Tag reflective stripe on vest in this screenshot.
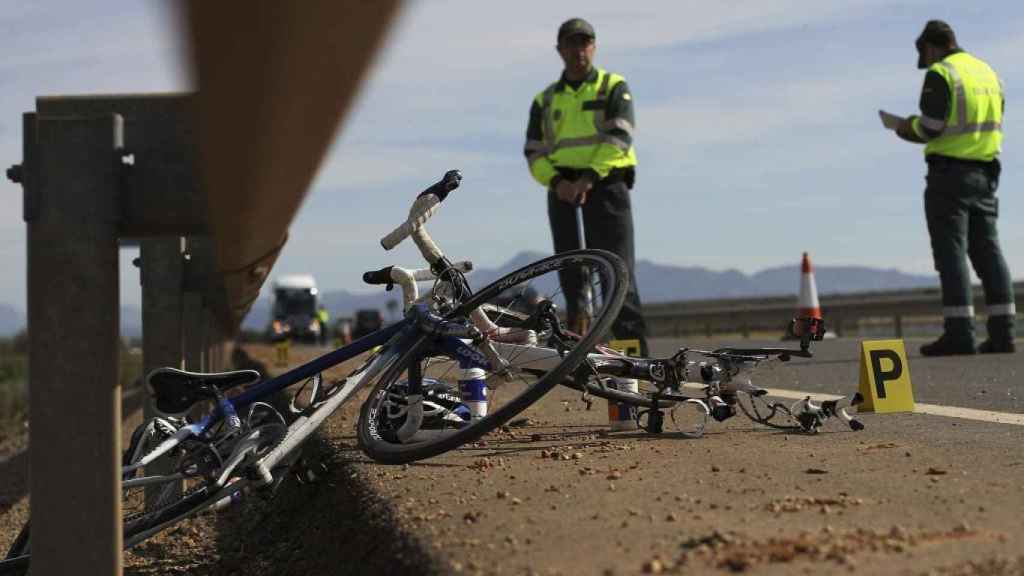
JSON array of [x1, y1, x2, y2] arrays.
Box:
[[538, 70, 634, 156], [934, 60, 1002, 135], [924, 53, 1003, 160]]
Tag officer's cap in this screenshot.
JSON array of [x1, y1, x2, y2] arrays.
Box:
[[916, 20, 957, 48], [558, 18, 595, 43], [915, 20, 958, 69]]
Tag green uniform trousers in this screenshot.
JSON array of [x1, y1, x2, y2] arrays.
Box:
[[924, 156, 1015, 342]]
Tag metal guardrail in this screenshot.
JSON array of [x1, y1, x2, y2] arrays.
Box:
[[11, 2, 403, 573], [644, 281, 1024, 338]]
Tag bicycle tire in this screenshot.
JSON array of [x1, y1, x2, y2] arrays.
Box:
[[122, 416, 287, 545], [357, 249, 628, 464]]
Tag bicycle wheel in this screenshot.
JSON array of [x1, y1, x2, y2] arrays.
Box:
[[121, 405, 286, 546], [357, 249, 628, 464], [2, 408, 286, 571], [1, 418, 212, 572]]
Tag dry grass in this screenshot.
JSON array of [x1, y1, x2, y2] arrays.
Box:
[[0, 348, 143, 428], [0, 354, 27, 423]]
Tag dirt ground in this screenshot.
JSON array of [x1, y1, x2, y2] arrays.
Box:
[[2, 342, 1023, 575]]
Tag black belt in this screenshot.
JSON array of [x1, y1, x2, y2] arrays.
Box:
[[555, 166, 634, 185], [926, 154, 997, 170]]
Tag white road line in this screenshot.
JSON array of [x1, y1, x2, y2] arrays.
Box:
[[748, 385, 1024, 427]]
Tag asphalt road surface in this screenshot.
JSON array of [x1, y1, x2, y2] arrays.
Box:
[[648, 336, 1024, 415]]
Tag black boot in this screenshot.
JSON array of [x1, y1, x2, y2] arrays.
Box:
[[978, 339, 1016, 353], [920, 318, 976, 357], [979, 314, 1016, 354]]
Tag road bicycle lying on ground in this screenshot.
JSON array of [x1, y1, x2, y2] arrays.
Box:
[[1, 170, 628, 574], [371, 282, 866, 447], [560, 316, 866, 437], [355, 230, 866, 462]]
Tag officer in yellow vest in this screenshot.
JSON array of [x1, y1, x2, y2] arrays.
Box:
[[316, 306, 330, 346], [892, 20, 1015, 355], [523, 18, 648, 356]]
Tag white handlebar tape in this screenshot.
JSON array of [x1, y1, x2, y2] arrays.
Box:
[[409, 260, 472, 281], [390, 261, 474, 311], [380, 194, 441, 250], [412, 227, 442, 264], [388, 267, 420, 310]]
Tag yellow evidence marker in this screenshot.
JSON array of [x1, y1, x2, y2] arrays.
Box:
[[857, 339, 914, 413], [607, 339, 642, 357]]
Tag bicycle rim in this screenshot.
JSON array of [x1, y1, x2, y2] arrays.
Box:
[[120, 418, 224, 540], [357, 249, 628, 464]]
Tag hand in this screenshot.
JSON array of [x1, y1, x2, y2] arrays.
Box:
[[574, 179, 593, 206], [895, 115, 925, 144], [556, 179, 593, 205], [555, 178, 579, 204]]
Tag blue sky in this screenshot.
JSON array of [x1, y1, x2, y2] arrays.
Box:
[[1, 1, 1022, 311]]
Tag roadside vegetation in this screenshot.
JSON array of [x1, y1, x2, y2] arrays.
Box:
[[0, 332, 28, 424], [0, 331, 145, 426]]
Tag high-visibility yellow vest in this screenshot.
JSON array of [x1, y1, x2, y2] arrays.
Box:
[[913, 52, 1003, 161], [526, 68, 637, 187]]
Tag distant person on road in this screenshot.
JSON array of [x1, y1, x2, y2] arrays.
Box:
[[523, 17, 649, 356], [888, 20, 1015, 355], [317, 306, 330, 346]]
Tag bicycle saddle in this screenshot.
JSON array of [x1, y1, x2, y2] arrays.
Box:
[[147, 367, 261, 415]]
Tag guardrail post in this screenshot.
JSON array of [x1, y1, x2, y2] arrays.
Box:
[[208, 321, 227, 372], [894, 315, 904, 338], [183, 235, 223, 371], [140, 235, 187, 503], [27, 113, 123, 575], [141, 236, 186, 376], [183, 290, 205, 371]]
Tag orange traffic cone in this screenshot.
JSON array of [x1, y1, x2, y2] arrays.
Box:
[[798, 252, 822, 319]]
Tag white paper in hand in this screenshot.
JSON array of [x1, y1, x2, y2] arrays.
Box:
[[879, 110, 904, 131]]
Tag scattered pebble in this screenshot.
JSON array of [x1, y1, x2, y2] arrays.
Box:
[[641, 558, 664, 574]]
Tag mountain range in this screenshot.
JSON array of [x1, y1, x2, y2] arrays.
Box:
[[240, 251, 937, 332], [0, 252, 937, 337]]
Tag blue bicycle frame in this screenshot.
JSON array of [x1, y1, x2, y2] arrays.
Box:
[[115, 303, 493, 550], [128, 302, 484, 475], [246, 302, 491, 480]]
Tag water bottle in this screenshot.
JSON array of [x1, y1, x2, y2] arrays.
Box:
[[607, 378, 639, 431], [459, 366, 488, 419]]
